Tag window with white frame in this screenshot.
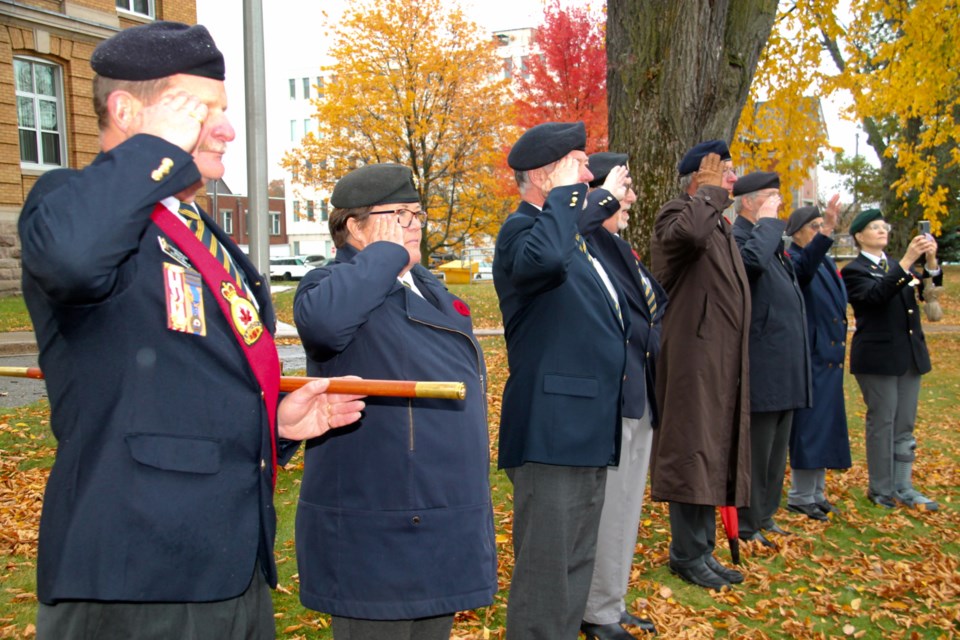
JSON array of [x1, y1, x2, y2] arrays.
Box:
[[221, 210, 233, 234], [289, 78, 296, 99], [115, 0, 154, 18], [270, 211, 281, 235], [302, 77, 310, 99], [15, 57, 66, 169], [320, 199, 329, 222]]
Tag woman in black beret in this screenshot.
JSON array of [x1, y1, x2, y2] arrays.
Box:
[[292, 164, 497, 639]]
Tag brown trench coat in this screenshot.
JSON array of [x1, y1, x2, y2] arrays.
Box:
[[648, 186, 752, 507]]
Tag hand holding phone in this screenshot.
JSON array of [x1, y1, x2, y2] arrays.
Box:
[[918, 220, 931, 236]]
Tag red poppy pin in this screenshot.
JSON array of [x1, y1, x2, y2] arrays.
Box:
[[453, 300, 470, 316]]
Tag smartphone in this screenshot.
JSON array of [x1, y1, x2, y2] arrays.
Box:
[[918, 220, 931, 236]]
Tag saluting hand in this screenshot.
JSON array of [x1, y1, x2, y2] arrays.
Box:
[[822, 194, 841, 235], [544, 155, 583, 192], [696, 153, 724, 188], [601, 165, 630, 202], [277, 378, 366, 441], [131, 90, 207, 154], [366, 211, 405, 249], [757, 193, 782, 220]]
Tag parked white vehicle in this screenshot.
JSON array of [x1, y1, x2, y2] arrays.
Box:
[[269, 256, 314, 280]]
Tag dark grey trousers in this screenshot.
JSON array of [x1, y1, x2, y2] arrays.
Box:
[[668, 501, 717, 567], [855, 369, 922, 498], [738, 409, 793, 536], [505, 462, 607, 640], [36, 563, 273, 640], [331, 614, 455, 640]]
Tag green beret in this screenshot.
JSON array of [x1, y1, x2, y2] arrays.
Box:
[[587, 152, 629, 188], [507, 122, 586, 171], [785, 206, 821, 235], [330, 164, 419, 209], [733, 171, 780, 196], [92, 22, 225, 81], [849, 208, 883, 235], [678, 140, 731, 176]]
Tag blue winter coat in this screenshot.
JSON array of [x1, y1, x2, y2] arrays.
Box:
[[786, 236, 852, 470], [293, 242, 497, 620]]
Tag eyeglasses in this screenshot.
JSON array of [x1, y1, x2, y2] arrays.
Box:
[[369, 207, 427, 229], [808, 221, 823, 231], [864, 222, 892, 232]]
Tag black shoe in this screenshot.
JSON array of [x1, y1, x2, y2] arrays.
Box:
[[739, 531, 778, 550], [787, 502, 829, 521], [705, 555, 744, 584], [815, 499, 840, 514], [620, 609, 657, 633], [765, 523, 792, 536], [868, 492, 896, 509], [669, 560, 729, 590], [580, 621, 635, 640]]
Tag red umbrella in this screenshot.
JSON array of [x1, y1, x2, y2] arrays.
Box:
[[718, 505, 740, 565]]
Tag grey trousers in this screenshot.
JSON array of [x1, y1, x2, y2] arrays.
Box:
[[36, 563, 274, 640], [331, 614, 454, 640], [668, 502, 716, 567], [788, 467, 826, 505], [583, 412, 653, 625], [738, 410, 793, 536], [505, 462, 607, 640], [855, 369, 922, 498]]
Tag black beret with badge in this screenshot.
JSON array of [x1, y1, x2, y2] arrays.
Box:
[[587, 152, 629, 188], [848, 208, 884, 235], [677, 139, 731, 176], [732, 171, 780, 197], [507, 121, 587, 171], [330, 164, 420, 209], [785, 205, 822, 236], [91, 21, 225, 81]]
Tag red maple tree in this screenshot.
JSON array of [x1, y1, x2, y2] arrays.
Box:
[[513, 0, 608, 153]]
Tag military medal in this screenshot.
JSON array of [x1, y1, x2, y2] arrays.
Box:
[[158, 236, 194, 270], [163, 262, 207, 336], [220, 281, 263, 345]]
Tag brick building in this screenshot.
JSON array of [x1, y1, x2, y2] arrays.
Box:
[[0, 0, 197, 296]]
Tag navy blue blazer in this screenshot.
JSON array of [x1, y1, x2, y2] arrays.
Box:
[[494, 184, 629, 469], [733, 215, 812, 412], [293, 242, 497, 620], [19, 135, 283, 604], [582, 190, 667, 424], [841, 254, 940, 376]]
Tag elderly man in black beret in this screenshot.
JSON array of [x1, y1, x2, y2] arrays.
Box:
[[841, 210, 942, 511], [494, 122, 629, 638], [576, 152, 664, 639], [18, 22, 365, 639], [649, 140, 750, 590], [782, 199, 852, 521], [730, 172, 818, 548]]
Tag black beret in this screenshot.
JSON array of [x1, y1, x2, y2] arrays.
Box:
[[732, 171, 780, 196], [786, 206, 822, 236], [330, 164, 420, 209], [849, 208, 883, 235], [507, 122, 586, 171], [587, 152, 629, 188], [677, 139, 731, 176], [92, 22, 225, 81]]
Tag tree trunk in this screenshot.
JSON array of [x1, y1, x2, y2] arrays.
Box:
[[607, 0, 777, 257]]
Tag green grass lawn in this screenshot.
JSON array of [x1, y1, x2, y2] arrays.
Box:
[[1, 271, 959, 638]]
